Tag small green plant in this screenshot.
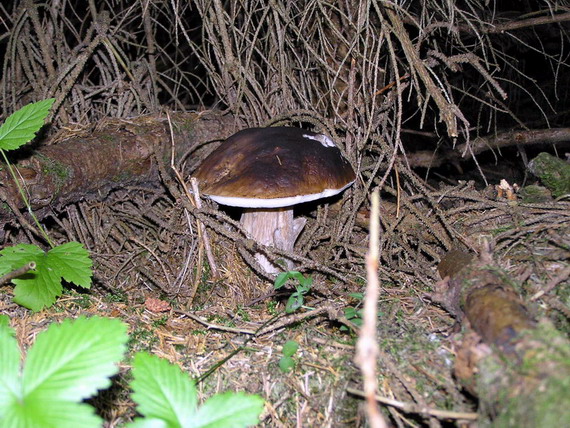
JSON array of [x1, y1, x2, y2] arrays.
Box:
[[0, 242, 92, 312], [342, 292, 364, 331], [266, 300, 278, 315], [0, 315, 129, 427], [129, 353, 264, 427], [274, 270, 313, 313], [0, 315, 265, 428], [0, 99, 93, 311], [278, 340, 299, 373]]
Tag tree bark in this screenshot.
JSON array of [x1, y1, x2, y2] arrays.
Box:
[[0, 111, 236, 222]]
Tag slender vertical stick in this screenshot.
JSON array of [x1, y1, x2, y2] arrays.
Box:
[[355, 189, 388, 428], [190, 177, 219, 278]]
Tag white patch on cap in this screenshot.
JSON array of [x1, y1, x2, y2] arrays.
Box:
[[302, 133, 335, 147], [206, 179, 355, 208]]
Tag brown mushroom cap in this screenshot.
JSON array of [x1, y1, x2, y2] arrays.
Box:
[[193, 127, 356, 208]]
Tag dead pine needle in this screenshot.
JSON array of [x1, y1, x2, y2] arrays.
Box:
[[355, 189, 388, 428]]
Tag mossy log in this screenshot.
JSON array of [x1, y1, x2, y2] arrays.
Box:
[[434, 248, 570, 427], [0, 111, 235, 223]]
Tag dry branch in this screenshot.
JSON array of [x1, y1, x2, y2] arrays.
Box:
[[406, 127, 570, 169], [355, 190, 388, 428]]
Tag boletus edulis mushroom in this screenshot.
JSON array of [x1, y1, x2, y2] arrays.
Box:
[[193, 127, 356, 274]]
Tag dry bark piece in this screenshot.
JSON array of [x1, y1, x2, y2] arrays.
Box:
[[193, 127, 356, 274], [145, 296, 171, 313]]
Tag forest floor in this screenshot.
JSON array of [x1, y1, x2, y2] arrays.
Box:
[[1, 170, 569, 427]]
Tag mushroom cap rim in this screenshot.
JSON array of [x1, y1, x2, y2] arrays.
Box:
[[206, 179, 355, 208]]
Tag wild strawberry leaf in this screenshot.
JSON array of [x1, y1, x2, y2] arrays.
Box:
[[0, 98, 55, 151], [0, 242, 92, 312]]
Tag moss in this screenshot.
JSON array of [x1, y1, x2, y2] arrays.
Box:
[[37, 154, 71, 180], [151, 315, 168, 327], [518, 185, 552, 203], [528, 152, 570, 198], [475, 321, 570, 427], [104, 289, 128, 303], [36, 153, 72, 193]]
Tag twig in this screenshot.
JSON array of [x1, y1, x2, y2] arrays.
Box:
[[189, 178, 218, 277], [174, 302, 341, 336], [355, 189, 388, 428], [164, 113, 218, 287], [385, 7, 460, 138], [531, 264, 570, 301], [0, 262, 36, 285], [346, 387, 478, 422]]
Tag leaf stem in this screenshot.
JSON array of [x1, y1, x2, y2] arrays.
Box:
[[0, 149, 55, 248]]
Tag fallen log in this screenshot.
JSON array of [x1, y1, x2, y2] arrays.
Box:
[[433, 246, 570, 427], [0, 111, 235, 223]]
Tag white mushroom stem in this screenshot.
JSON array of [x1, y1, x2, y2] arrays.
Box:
[[240, 207, 306, 274]]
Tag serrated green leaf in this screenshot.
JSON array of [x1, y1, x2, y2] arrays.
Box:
[[0, 314, 10, 331], [1, 399, 101, 428], [0, 99, 55, 151], [12, 260, 61, 312], [22, 316, 128, 401], [194, 392, 264, 428], [130, 352, 197, 427], [0, 320, 19, 418], [0, 244, 44, 274], [47, 241, 92, 288], [282, 340, 299, 357], [0, 242, 93, 311], [128, 418, 170, 428]]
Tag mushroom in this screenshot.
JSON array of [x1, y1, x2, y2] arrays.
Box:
[[193, 127, 356, 274]]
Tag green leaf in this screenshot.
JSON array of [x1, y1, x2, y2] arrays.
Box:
[[344, 307, 358, 319], [286, 292, 304, 313], [278, 356, 295, 373], [130, 352, 198, 427], [349, 292, 364, 300], [0, 320, 19, 417], [0, 242, 93, 311], [0, 99, 55, 151], [282, 340, 299, 357], [351, 318, 363, 327], [194, 392, 264, 428], [129, 353, 265, 428], [128, 418, 169, 428], [288, 271, 304, 283], [22, 316, 128, 401], [274, 272, 289, 289], [0, 316, 127, 428], [0, 314, 10, 331], [298, 276, 313, 290], [0, 244, 44, 275], [46, 241, 93, 288], [2, 400, 102, 428]]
